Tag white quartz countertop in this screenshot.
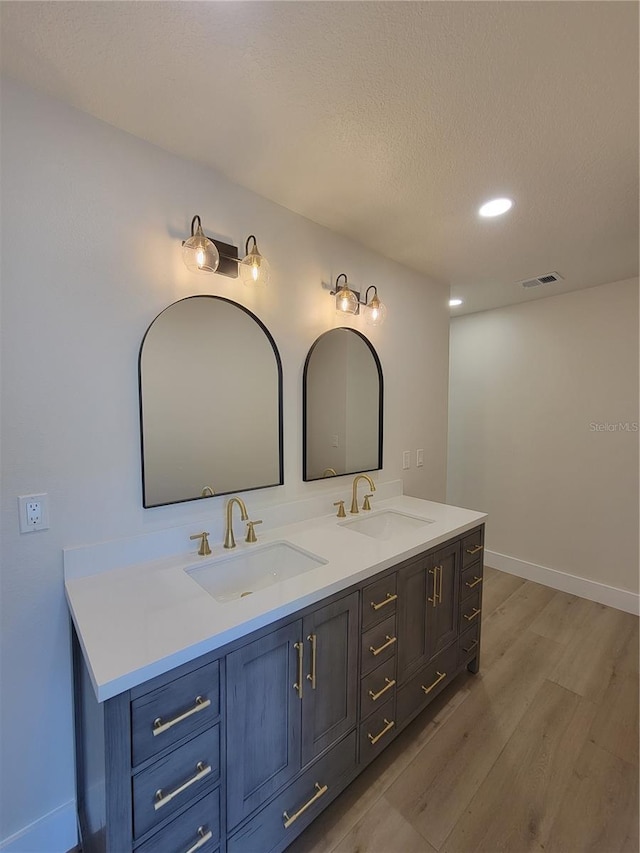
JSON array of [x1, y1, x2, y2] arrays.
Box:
[[65, 495, 486, 701]]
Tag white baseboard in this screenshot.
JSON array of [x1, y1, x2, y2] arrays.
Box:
[[485, 550, 639, 616], [0, 801, 76, 853]]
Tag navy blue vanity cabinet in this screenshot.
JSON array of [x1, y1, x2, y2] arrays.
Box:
[[73, 525, 484, 853], [73, 646, 224, 853], [459, 526, 485, 674], [395, 544, 460, 730], [226, 592, 359, 850]]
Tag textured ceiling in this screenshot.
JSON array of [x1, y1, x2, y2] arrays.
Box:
[[1, 1, 638, 313]]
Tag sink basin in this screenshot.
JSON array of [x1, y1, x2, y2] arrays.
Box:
[[186, 541, 327, 603], [340, 509, 434, 540]]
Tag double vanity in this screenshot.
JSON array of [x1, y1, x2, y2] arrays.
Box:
[[66, 490, 486, 853]]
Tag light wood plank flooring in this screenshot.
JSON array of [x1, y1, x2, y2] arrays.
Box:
[[290, 567, 639, 853]]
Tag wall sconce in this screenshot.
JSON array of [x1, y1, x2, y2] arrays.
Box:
[[182, 215, 270, 285], [329, 274, 387, 325]]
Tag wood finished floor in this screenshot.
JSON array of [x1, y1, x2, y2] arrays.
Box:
[[290, 567, 639, 853]]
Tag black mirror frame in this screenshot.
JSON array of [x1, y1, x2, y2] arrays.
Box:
[[139, 295, 284, 508], [302, 327, 384, 482]]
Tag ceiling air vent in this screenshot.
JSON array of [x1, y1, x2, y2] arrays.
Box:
[[519, 271, 563, 289]]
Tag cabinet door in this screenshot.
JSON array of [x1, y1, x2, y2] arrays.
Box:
[[301, 592, 359, 766], [397, 556, 429, 684], [226, 621, 302, 829], [427, 543, 460, 659]]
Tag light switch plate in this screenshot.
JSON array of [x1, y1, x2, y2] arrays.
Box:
[[18, 494, 50, 533], [416, 449, 424, 467], [402, 450, 411, 470]]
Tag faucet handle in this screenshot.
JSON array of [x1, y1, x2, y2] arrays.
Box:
[[363, 494, 373, 511], [190, 531, 211, 556], [333, 500, 346, 518], [245, 519, 263, 543]]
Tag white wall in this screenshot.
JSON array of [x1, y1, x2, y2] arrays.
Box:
[[0, 78, 450, 849], [448, 278, 639, 604]]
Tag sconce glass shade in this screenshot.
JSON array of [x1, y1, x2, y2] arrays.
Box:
[[364, 293, 387, 326], [335, 282, 359, 315], [182, 219, 219, 274], [240, 237, 270, 287]]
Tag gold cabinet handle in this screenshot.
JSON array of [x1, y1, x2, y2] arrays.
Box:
[[464, 607, 481, 622], [293, 641, 304, 699], [422, 671, 447, 695], [367, 718, 395, 746], [465, 576, 483, 589], [462, 639, 478, 653], [428, 566, 442, 606], [153, 696, 211, 736], [368, 677, 396, 702], [428, 567, 438, 607], [370, 592, 398, 611], [369, 635, 397, 656], [466, 544, 483, 555], [154, 762, 211, 811], [184, 826, 213, 853], [306, 634, 317, 689], [283, 782, 328, 829]]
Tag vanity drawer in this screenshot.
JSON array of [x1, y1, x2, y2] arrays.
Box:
[[361, 614, 397, 676], [133, 725, 220, 839], [132, 660, 219, 766], [461, 528, 484, 569], [360, 658, 397, 720], [362, 574, 398, 632], [458, 623, 480, 667], [460, 564, 483, 602], [227, 731, 357, 853], [396, 644, 457, 728], [460, 588, 482, 627], [359, 697, 396, 764], [135, 788, 220, 853]]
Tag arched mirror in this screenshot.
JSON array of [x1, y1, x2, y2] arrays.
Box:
[[139, 296, 283, 507], [303, 328, 383, 481]]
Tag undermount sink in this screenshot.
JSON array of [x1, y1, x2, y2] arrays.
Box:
[[340, 509, 434, 540], [186, 541, 327, 603]]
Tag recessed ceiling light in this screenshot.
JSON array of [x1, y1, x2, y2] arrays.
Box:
[[449, 298, 463, 307], [479, 197, 513, 218]]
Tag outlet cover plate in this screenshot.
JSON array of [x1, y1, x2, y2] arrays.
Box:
[[18, 494, 50, 533]]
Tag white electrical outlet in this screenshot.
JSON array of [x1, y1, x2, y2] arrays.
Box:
[[417, 449, 424, 467], [332, 434, 339, 448], [402, 450, 411, 470], [18, 493, 50, 533]]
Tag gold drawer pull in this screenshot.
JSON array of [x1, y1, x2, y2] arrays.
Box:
[[293, 641, 304, 699], [368, 718, 395, 746], [462, 639, 478, 653], [153, 696, 211, 736], [368, 677, 396, 702], [154, 761, 211, 811], [466, 544, 483, 555], [465, 576, 483, 589], [422, 671, 447, 695], [464, 607, 481, 622], [369, 635, 397, 656], [283, 782, 328, 828], [370, 593, 398, 611], [184, 826, 213, 853]]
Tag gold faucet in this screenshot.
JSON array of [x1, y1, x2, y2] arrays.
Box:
[[201, 486, 215, 497], [350, 474, 376, 514], [224, 497, 249, 549], [190, 531, 211, 556]]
